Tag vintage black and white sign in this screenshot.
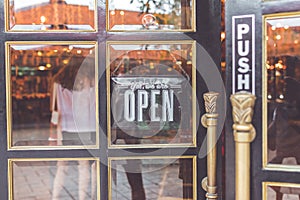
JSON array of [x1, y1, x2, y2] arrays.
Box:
[[232, 14, 255, 94], [111, 75, 192, 143]]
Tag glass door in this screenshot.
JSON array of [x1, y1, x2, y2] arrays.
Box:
[[0, 0, 222, 199], [225, 0, 300, 199]]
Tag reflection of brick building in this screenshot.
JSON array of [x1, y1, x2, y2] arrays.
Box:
[[12, 0, 94, 28], [109, 10, 145, 29], [11, 0, 193, 30], [109, 9, 189, 30]]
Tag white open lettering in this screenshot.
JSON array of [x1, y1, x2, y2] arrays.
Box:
[[150, 90, 160, 122], [124, 89, 174, 122], [137, 90, 148, 122], [162, 90, 174, 121], [124, 90, 135, 121]]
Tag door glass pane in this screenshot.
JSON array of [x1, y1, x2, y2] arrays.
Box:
[[107, 41, 196, 147], [7, 42, 98, 149], [8, 0, 96, 31], [264, 182, 300, 200], [109, 157, 195, 200], [9, 158, 99, 200], [107, 0, 195, 31], [265, 15, 300, 166]]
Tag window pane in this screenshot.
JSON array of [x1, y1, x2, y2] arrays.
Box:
[[265, 15, 300, 167], [265, 183, 300, 200], [10, 159, 99, 200], [8, 0, 96, 31], [107, 0, 195, 31], [7, 42, 97, 148], [109, 157, 195, 200], [107, 41, 196, 147]]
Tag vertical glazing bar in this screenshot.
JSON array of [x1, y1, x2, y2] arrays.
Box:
[[201, 92, 219, 199], [230, 92, 256, 200]]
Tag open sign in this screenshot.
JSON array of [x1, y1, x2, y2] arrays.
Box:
[[111, 76, 188, 130], [109, 72, 195, 146]]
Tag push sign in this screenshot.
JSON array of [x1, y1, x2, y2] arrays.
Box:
[[232, 15, 255, 94]]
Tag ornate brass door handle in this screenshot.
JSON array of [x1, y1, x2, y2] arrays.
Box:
[[201, 92, 219, 199], [230, 91, 256, 200]]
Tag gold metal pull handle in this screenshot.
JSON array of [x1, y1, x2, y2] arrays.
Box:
[[201, 92, 219, 200], [230, 92, 256, 200]]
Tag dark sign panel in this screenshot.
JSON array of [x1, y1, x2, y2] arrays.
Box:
[[232, 15, 255, 94], [107, 42, 195, 147], [111, 75, 192, 145]]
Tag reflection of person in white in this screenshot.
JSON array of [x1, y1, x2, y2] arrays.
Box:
[[51, 55, 96, 200]]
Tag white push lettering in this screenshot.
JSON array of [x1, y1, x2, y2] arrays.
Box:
[[236, 22, 251, 92], [238, 74, 250, 90], [238, 57, 250, 73], [237, 24, 250, 40], [237, 40, 250, 56]]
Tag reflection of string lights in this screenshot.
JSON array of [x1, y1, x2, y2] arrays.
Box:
[[221, 31, 226, 41], [37, 51, 43, 56], [176, 61, 182, 65], [275, 60, 286, 70], [40, 16, 46, 30], [275, 35, 281, 40], [120, 11, 125, 25], [40, 16, 46, 23], [267, 94, 272, 99], [38, 66, 46, 71], [63, 59, 69, 65], [279, 94, 284, 99]]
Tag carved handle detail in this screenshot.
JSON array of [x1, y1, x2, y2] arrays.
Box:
[[230, 92, 256, 124], [204, 92, 219, 114]]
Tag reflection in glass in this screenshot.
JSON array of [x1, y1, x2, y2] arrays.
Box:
[[10, 159, 98, 200], [266, 183, 300, 200], [8, 43, 97, 148], [108, 42, 195, 147], [108, 0, 194, 31], [8, 0, 95, 31], [265, 16, 300, 166], [110, 157, 195, 200]]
